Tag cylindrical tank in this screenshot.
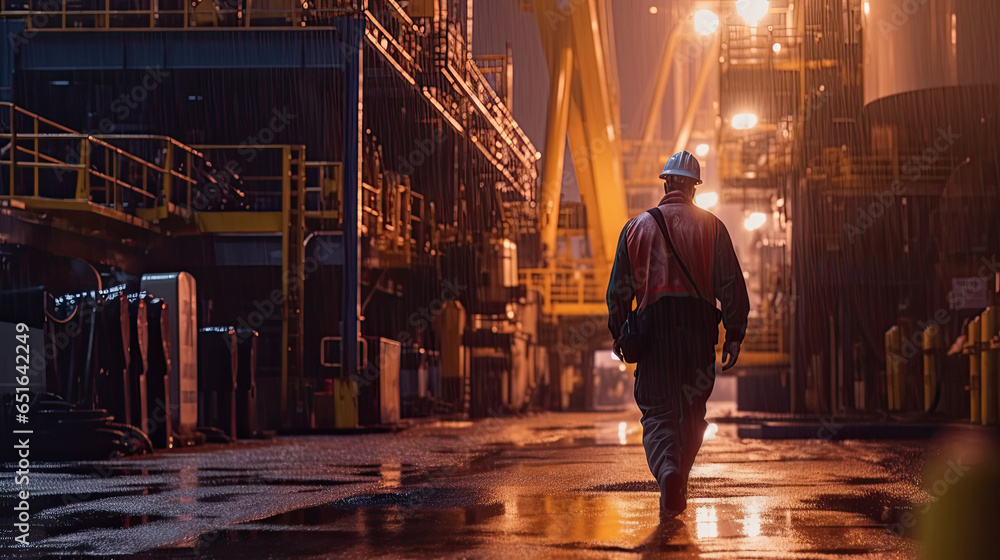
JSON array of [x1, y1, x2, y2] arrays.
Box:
[[863, 1, 1000, 159], [864, 1, 1000, 105]]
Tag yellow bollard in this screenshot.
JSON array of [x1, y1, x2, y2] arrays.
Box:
[[923, 324, 940, 413], [885, 326, 901, 411], [966, 317, 982, 424], [981, 308, 998, 425]]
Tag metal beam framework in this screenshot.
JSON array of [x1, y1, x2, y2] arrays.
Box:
[[534, 0, 629, 278]]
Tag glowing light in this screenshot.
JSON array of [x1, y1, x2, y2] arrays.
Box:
[[744, 212, 767, 231], [731, 113, 759, 130], [695, 192, 719, 210], [618, 421, 628, 445], [693, 9, 720, 36], [703, 422, 719, 441], [695, 143, 711, 157], [772, 42, 782, 53], [736, 0, 770, 27], [863, 2, 870, 15], [696, 506, 719, 538], [649, 6, 658, 14], [381, 462, 402, 489], [742, 502, 763, 538]]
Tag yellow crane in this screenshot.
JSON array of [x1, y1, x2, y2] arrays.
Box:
[[525, 2, 789, 377], [520, 0, 629, 317], [524, 1, 719, 318]]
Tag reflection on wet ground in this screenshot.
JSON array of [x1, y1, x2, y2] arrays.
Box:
[[1, 409, 926, 558]]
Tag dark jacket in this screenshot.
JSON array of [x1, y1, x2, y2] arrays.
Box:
[[606, 190, 750, 344]]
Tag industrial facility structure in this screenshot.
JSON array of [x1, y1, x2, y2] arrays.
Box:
[[711, 0, 1000, 418], [2, 0, 1000, 458]]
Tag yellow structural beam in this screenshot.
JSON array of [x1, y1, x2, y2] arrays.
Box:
[[967, 317, 982, 423], [193, 212, 283, 233], [634, 17, 685, 176], [10, 197, 155, 230], [539, 45, 574, 266], [981, 308, 997, 425], [534, 0, 629, 278], [673, 38, 720, 156], [566, 0, 628, 273]]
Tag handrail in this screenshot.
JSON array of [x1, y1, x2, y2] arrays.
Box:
[[519, 268, 607, 315], [1, 102, 203, 210], [2, 1, 365, 30]]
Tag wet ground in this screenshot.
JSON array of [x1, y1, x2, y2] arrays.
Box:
[[1, 405, 930, 558]]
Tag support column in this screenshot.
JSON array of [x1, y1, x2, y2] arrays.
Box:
[[539, 45, 573, 267], [341, 13, 365, 388]]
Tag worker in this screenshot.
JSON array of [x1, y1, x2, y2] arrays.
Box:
[[606, 150, 750, 519]]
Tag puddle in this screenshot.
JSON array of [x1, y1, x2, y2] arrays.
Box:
[[0, 487, 170, 517], [809, 491, 914, 535], [197, 494, 241, 503], [27, 511, 168, 541], [194, 476, 356, 488], [35, 466, 169, 477]]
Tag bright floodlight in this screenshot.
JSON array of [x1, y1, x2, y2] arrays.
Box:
[[693, 9, 720, 36], [735, 0, 769, 27], [772, 42, 782, 53], [744, 212, 767, 231], [695, 143, 711, 157], [695, 192, 719, 210], [731, 113, 759, 130]]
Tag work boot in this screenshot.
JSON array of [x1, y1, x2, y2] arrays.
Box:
[[659, 471, 686, 518]]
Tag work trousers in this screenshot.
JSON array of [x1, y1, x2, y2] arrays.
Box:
[[633, 296, 719, 490]]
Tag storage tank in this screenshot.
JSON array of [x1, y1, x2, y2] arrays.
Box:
[[862, 1, 1000, 158], [864, 1, 1000, 104]]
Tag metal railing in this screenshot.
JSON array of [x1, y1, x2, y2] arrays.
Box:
[[1, 102, 433, 268], [189, 144, 301, 212], [421, 16, 537, 188], [2, 0, 364, 30], [741, 315, 789, 354], [519, 268, 606, 315], [725, 25, 802, 67], [1, 102, 202, 212], [806, 151, 956, 185]]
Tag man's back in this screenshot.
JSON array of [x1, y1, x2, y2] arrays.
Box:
[[607, 190, 750, 346]]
